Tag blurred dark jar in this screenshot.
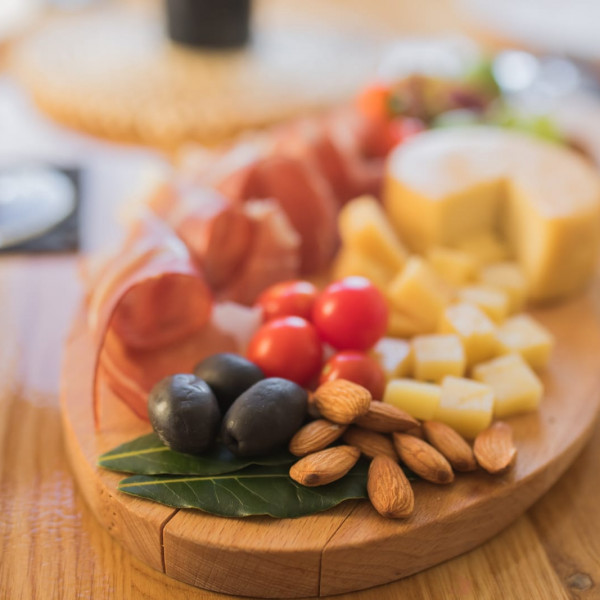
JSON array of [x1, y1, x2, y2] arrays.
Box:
[[165, 0, 251, 49]]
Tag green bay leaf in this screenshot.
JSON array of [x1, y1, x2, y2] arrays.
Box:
[[98, 432, 295, 476], [117, 461, 369, 518]]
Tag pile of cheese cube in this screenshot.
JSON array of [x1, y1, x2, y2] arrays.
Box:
[[334, 195, 554, 439]]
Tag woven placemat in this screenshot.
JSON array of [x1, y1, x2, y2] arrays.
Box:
[[11, 1, 388, 151]]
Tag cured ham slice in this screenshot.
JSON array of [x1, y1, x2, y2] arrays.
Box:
[[144, 183, 301, 300], [272, 111, 384, 204], [88, 214, 212, 351], [219, 154, 339, 274], [163, 187, 254, 290], [219, 200, 301, 305], [87, 214, 213, 422]]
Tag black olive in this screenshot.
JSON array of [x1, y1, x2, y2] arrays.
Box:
[[194, 352, 264, 413], [221, 377, 307, 457], [148, 374, 220, 454]]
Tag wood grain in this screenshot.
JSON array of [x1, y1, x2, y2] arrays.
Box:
[[0, 254, 598, 600], [59, 269, 600, 597]]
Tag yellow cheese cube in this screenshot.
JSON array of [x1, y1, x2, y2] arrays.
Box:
[[439, 302, 498, 367], [497, 314, 554, 370], [472, 353, 543, 418], [412, 334, 466, 382], [338, 195, 408, 272], [372, 337, 412, 379], [457, 284, 510, 323], [388, 257, 452, 333], [426, 246, 479, 286], [478, 261, 528, 313], [387, 310, 427, 338], [332, 246, 395, 293], [453, 231, 511, 267], [436, 376, 494, 439], [383, 379, 442, 421]]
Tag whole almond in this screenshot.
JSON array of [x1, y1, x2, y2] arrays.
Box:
[[368, 455, 414, 519], [355, 401, 420, 433], [343, 426, 398, 460], [474, 422, 517, 474], [289, 419, 347, 457], [313, 379, 371, 424], [404, 425, 425, 440], [307, 391, 321, 419], [289, 445, 360, 486], [423, 421, 477, 472], [393, 433, 454, 484]]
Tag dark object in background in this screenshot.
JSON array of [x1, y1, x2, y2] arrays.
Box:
[[0, 166, 81, 254], [165, 0, 251, 49]]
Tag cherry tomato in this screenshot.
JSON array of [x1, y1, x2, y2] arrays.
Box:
[[312, 276, 389, 351], [356, 83, 392, 121], [246, 316, 323, 386], [320, 351, 386, 399], [255, 280, 318, 322], [360, 116, 426, 158]]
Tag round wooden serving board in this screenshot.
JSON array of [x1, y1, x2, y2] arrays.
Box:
[[60, 280, 600, 598]]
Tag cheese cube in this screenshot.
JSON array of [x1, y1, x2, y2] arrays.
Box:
[[387, 310, 427, 338], [472, 353, 543, 418], [388, 257, 452, 333], [383, 379, 442, 421], [478, 261, 528, 313], [457, 284, 510, 323], [372, 337, 412, 379], [453, 231, 511, 267], [439, 302, 498, 367], [436, 376, 494, 439], [426, 246, 479, 286], [338, 195, 408, 272], [412, 334, 466, 382], [497, 314, 554, 370], [332, 246, 395, 293]]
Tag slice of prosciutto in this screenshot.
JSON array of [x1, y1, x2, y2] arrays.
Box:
[[144, 183, 302, 302], [218, 199, 301, 305], [87, 213, 215, 422], [219, 154, 339, 274], [270, 110, 384, 204]]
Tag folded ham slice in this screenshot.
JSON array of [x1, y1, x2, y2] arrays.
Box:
[[219, 154, 339, 274], [144, 183, 301, 301], [87, 214, 214, 422], [218, 200, 301, 305], [271, 110, 384, 204]]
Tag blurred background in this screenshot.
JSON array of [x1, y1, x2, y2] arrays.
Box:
[[2, 0, 600, 254]]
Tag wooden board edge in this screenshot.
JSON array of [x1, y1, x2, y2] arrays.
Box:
[[319, 390, 600, 596], [59, 315, 176, 574]]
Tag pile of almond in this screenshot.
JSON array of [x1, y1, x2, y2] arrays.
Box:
[[288, 379, 517, 519]]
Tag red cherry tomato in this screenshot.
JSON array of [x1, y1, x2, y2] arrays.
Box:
[[312, 276, 389, 351], [255, 280, 318, 322], [356, 83, 392, 121], [320, 351, 386, 400], [360, 116, 426, 158], [246, 316, 323, 386]]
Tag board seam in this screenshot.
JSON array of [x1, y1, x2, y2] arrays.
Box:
[[317, 500, 362, 597], [159, 508, 180, 573]]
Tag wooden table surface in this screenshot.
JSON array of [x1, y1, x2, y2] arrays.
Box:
[[1, 2, 600, 597]]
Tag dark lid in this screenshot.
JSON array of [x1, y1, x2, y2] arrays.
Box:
[[165, 0, 251, 49]]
